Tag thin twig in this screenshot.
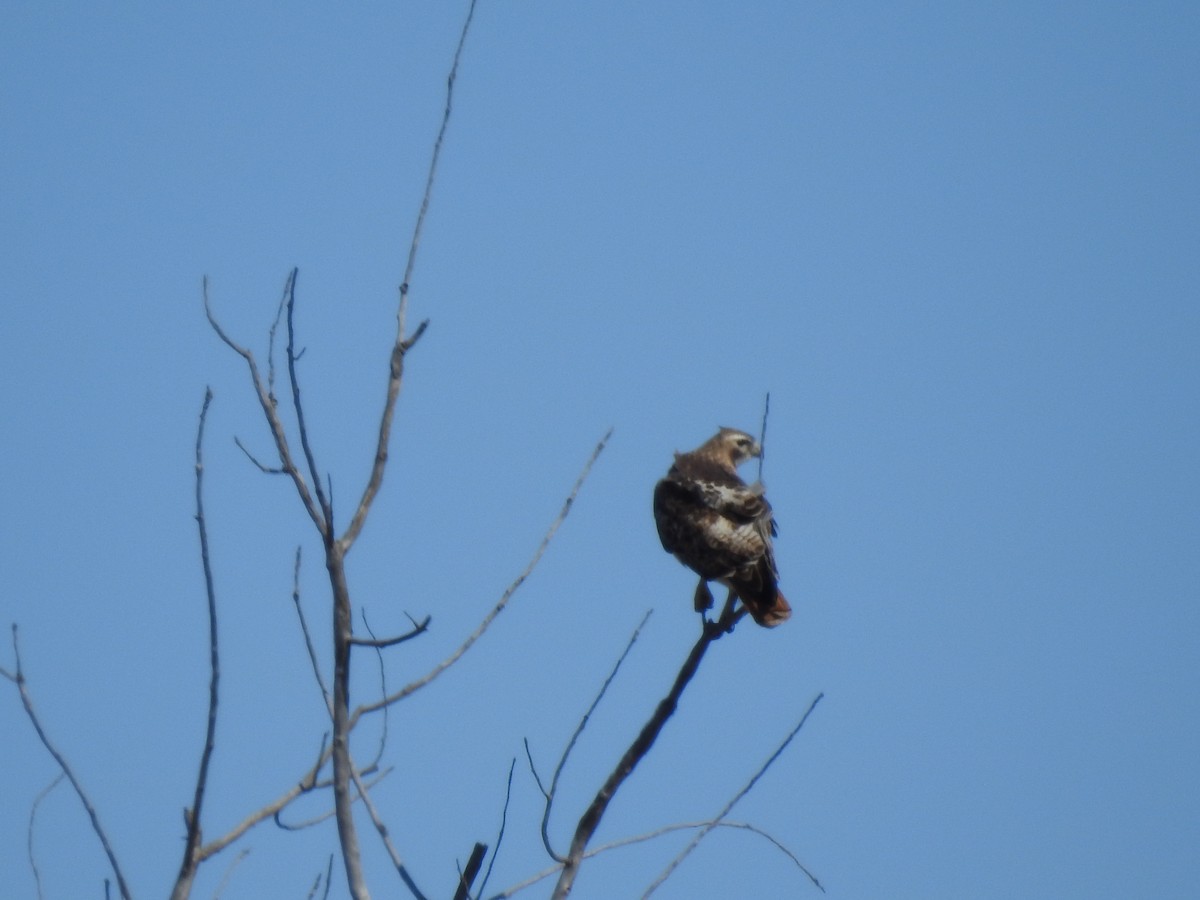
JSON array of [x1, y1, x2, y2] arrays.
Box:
[[359, 609, 392, 770], [338, 0, 480, 554], [211, 848, 251, 900], [203, 276, 328, 538], [349, 763, 428, 900], [642, 693, 825, 896], [28, 773, 64, 900], [234, 436, 286, 474], [267, 271, 290, 401], [550, 599, 743, 899], [171, 388, 223, 900], [475, 759, 516, 900], [350, 429, 612, 726], [757, 391, 770, 482], [290, 546, 332, 715], [284, 272, 333, 532], [273, 766, 391, 831], [7, 626, 133, 900], [536, 610, 653, 862], [401, 0, 478, 295], [486, 819, 818, 899], [348, 615, 431, 648]]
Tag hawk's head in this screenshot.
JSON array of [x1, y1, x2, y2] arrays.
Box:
[[696, 427, 761, 470]]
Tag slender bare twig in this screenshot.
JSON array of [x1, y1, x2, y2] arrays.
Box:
[[358, 609, 392, 770], [211, 848, 251, 900], [234, 436, 286, 474], [642, 693, 825, 897], [550, 597, 744, 899], [27, 773, 64, 900], [338, 0, 478, 554], [350, 429, 612, 726], [203, 277, 327, 539], [267, 271, 291, 400], [532, 610, 653, 862], [486, 819, 816, 899], [304, 855, 335, 900], [349, 615, 431, 648], [401, 0, 478, 295], [290, 546, 332, 715], [475, 759, 516, 900], [284, 273, 333, 531], [757, 391, 770, 482], [273, 766, 391, 832], [171, 388, 223, 900], [6, 627, 133, 900], [349, 763, 428, 900]]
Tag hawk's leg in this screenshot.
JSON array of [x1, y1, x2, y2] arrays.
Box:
[[693, 578, 714, 614]]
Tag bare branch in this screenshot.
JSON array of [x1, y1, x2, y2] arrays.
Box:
[[487, 819, 818, 900], [273, 765, 390, 832], [211, 848, 251, 900], [642, 693, 825, 897], [290, 546, 332, 715], [171, 388, 222, 900], [267, 271, 290, 401], [7, 626, 133, 900], [550, 599, 744, 899], [234, 436, 286, 474], [348, 615, 431, 648], [475, 759, 517, 900], [358, 609, 392, 770], [401, 0, 478, 295], [338, 0, 478, 553], [350, 429, 612, 727], [348, 763, 428, 900], [203, 276, 328, 539], [284, 272, 333, 531], [28, 773, 64, 900], [305, 856, 335, 900], [537, 610, 653, 862]]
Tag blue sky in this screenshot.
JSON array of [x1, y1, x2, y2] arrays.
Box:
[[2, 2, 1197, 898]]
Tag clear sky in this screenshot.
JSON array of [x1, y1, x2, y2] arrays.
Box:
[[2, 2, 1197, 898]]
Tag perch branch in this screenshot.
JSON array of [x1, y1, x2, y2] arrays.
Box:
[[550, 598, 744, 899]]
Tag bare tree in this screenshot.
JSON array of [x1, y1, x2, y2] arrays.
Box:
[[4, 3, 822, 897]]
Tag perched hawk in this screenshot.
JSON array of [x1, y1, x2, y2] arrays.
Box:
[[653, 427, 791, 628]]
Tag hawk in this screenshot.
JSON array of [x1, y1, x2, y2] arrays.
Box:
[[653, 427, 791, 628]]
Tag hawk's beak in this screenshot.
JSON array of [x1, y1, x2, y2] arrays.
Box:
[[750, 441, 763, 458]]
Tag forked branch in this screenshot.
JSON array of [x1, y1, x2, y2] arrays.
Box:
[[550, 594, 745, 899]]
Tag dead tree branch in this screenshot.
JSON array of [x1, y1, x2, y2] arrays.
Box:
[[474, 758, 516, 900], [27, 773, 64, 900], [642, 692, 825, 896], [349, 429, 612, 726], [550, 595, 745, 899], [4, 627, 133, 900], [203, 276, 327, 540], [529, 610, 653, 862], [170, 388, 222, 900]]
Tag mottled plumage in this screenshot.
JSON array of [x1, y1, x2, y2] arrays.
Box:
[[653, 428, 791, 627]]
